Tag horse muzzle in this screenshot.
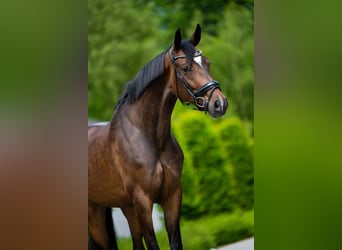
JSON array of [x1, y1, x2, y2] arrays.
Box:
[[207, 94, 228, 118]]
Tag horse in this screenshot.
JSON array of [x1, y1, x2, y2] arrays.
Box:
[[88, 24, 228, 250]]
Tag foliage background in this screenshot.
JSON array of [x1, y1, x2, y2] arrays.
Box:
[[88, 0, 254, 247]]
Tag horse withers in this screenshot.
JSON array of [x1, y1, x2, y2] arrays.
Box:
[[88, 24, 228, 250]]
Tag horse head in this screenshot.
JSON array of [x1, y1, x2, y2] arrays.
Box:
[[168, 24, 228, 118]]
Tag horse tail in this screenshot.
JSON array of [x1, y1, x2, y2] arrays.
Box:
[[106, 207, 119, 250]]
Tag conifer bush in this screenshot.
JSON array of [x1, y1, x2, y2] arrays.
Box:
[[217, 118, 254, 209]]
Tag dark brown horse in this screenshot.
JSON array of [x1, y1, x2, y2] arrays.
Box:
[[88, 24, 228, 250]]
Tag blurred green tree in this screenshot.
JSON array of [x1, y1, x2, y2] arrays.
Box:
[[201, 3, 254, 124], [136, 0, 253, 35], [88, 0, 161, 120]]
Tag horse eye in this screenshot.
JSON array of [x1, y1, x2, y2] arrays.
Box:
[[182, 65, 190, 73]]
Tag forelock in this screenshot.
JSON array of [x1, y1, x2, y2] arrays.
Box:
[[179, 40, 195, 64]]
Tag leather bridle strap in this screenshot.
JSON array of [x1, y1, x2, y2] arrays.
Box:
[[194, 80, 219, 98], [168, 49, 220, 111]]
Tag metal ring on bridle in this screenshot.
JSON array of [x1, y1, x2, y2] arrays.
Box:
[[194, 96, 206, 109]]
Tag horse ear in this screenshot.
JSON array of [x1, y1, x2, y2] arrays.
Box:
[[174, 28, 182, 50], [189, 24, 201, 46]]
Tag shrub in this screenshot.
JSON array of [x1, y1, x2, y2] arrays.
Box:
[[172, 111, 233, 218], [182, 210, 254, 249], [217, 118, 254, 209], [205, 210, 254, 246]]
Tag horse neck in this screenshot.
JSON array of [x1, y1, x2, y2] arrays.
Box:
[[114, 75, 177, 148]]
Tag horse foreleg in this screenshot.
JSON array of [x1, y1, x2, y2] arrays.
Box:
[[122, 206, 145, 250], [89, 234, 101, 250], [161, 185, 183, 250], [89, 203, 118, 250], [132, 189, 160, 250], [105, 207, 119, 250]]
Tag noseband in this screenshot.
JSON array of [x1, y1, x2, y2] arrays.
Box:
[[168, 49, 220, 111]]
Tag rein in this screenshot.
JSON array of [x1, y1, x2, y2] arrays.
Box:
[[168, 49, 220, 111]]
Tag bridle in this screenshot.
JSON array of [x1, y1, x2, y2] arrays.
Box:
[[168, 48, 220, 111]]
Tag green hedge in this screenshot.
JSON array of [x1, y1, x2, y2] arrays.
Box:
[[217, 118, 254, 209], [172, 111, 254, 218], [172, 112, 233, 219], [204, 210, 254, 246]]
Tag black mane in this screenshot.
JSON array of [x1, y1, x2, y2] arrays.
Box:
[[115, 41, 195, 110], [115, 50, 166, 110]]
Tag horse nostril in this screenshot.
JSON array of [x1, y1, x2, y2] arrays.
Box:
[[214, 99, 220, 108]]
